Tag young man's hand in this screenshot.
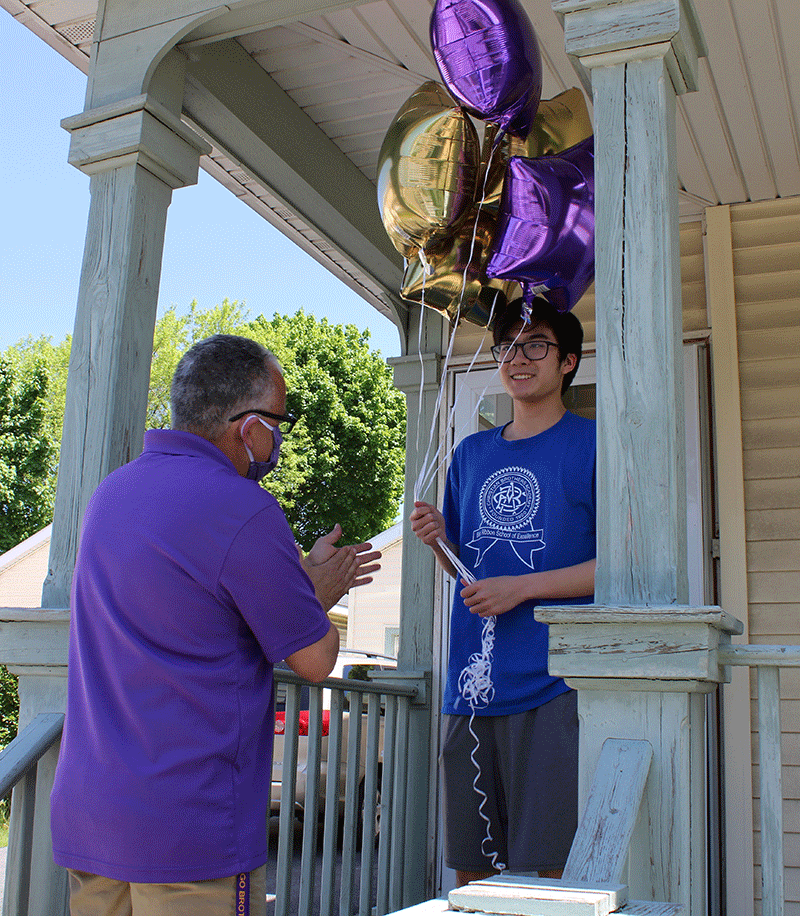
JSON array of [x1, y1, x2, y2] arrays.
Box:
[[460, 560, 596, 618], [410, 501, 463, 579], [410, 501, 447, 546], [460, 576, 521, 618]]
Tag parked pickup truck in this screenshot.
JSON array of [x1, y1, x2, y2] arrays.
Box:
[[270, 650, 396, 829]]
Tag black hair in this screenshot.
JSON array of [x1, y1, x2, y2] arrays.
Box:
[[492, 296, 584, 393]]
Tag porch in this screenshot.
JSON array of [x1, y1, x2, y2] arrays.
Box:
[[1, 0, 799, 913], [1, 623, 799, 915]]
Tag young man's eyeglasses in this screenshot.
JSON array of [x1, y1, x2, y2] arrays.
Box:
[[491, 340, 560, 363], [228, 409, 299, 434]]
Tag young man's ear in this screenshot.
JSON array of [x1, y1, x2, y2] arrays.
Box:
[[561, 353, 578, 373]]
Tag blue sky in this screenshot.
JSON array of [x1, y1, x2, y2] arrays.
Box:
[[0, 12, 402, 359]]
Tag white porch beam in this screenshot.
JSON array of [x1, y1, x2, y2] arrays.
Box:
[[84, 0, 383, 106], [554, 0, 710, 606], [92, 0, 378, 46], [182, 38, 406, 333]]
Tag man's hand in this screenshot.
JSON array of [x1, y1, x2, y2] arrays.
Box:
[[301, 524, 381, 611], [460, 576, 521, 618]]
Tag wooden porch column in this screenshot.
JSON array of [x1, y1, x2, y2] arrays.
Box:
[[553, 0, 708, 604], [542, 1, 735, 913], [41, 94, 210, 608], [2, 86, 210, 916], [387, 307, 443, 905]]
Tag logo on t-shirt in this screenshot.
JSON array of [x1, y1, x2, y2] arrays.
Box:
[[466, 466, 546, 569]]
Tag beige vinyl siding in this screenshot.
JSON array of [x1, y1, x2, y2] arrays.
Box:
[[346, 531, 403, 655], [0, 527, 51, 607], [731, 195, 800, 914]]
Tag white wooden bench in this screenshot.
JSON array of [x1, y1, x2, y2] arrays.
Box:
[[389, 738, 682, 916]]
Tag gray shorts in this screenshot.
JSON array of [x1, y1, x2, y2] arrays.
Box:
[[440, 690, 578, 873]]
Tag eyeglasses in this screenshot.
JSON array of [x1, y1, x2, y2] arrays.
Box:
[[491, 340, 560, 363], [228, 408, 299, 434]]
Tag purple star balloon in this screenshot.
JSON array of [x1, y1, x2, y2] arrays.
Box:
[[430, 0, 542, 140], [486, 136, 595, 312]]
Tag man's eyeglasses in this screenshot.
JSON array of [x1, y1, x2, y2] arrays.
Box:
[[229, 409, 299, 434], [491, 340, 560, 363]]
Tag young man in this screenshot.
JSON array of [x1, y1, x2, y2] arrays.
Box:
[[411, 297, 596, 886], [51, 335, 380, 915]]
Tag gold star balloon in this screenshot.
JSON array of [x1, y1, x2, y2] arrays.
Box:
[[377, 81, 481, 259], [478, 87, 593, 209], [401, 209, 520, 327]]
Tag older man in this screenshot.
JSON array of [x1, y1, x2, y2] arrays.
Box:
[[51, 334, 380, 915]]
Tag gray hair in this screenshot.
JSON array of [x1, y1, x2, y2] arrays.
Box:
[[170, 335, 281, 439]]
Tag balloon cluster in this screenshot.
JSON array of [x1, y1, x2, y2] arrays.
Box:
[[377, 0, 595, 326]]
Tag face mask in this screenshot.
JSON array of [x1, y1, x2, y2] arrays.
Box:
[[242, 415, 283, 481]]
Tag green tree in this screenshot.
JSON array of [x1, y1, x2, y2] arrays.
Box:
[[0, 358, 53, 752], [1, 662, 17, 818], [245, 311, 406, 549], [0, 357, 55, 551], [0, 666, 18, 747], [4, 300, 406, 550], [6, 335, 71, 452]]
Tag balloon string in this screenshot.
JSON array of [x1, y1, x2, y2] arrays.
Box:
[[414, 318, 528, 503], [412, 309, 460, 503], [463, 618, 506, 875], [467, 709, 506, 874], [458, 617, 496, 709], [443, 540, 505, 875], [413, 121, 532, 502], [436, 536, 505, 872], [414, 258, 427, 499], [413, 137, 503, 503]]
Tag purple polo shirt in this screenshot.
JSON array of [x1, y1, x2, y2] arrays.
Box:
[[51, 430, 331, 883]]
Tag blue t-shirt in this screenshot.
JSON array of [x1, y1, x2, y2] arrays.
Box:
[[50, 430, 331, 883], [442, 412, 596, 715]]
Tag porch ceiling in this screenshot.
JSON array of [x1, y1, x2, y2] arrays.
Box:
[[4, 0, 799, 329]]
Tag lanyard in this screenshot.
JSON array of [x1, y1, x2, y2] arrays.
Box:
[[236, 873, 250, 916]]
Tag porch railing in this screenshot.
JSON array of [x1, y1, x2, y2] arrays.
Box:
[[0, 673, 418, 916], [719, 644, 800, 916], [271, 668, 419, 916], [1, 651, 793, 916], [0, 712, 66, 916]]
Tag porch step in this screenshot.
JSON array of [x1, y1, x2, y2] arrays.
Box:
[[382, 898, 681, 916], [617, 906, 682, 915], [449, 878, 627, 916], [382, 899, 450, 916]]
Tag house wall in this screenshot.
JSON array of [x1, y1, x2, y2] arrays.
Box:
[[346, 529, 403, 656], [0, 526, 51, 607], [729, 195, 800, 914]]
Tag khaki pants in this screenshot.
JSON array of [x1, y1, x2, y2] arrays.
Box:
[[67, 865, 267, 916]]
